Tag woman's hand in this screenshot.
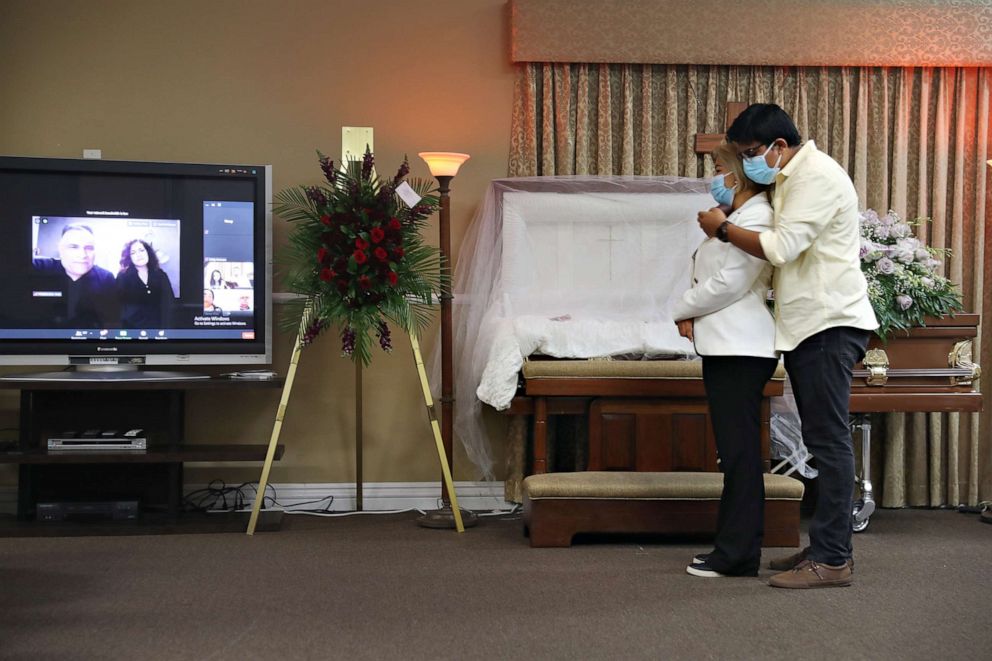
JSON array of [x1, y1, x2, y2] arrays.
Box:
[[697, 207, 727, 238], [676, 318, 694, 341]]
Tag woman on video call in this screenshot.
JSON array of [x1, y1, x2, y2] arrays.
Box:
[[116, 239, 174, 328], [209, 269, 226, 289]]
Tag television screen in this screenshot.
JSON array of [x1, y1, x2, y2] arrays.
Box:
[[0, 156, 271, 367]]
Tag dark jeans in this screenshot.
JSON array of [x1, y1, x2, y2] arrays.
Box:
[[702, 355, 779, 575], [784, 326, 871, 566]]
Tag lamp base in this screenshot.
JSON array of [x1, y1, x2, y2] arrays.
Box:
[[417, 506, 479, 529]]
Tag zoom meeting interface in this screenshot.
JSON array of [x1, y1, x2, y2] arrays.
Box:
[[0, 169, 259, 343]]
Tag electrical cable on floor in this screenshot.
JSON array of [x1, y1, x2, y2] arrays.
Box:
[[477, 503, 521, 517], [184, 480, 260, 513], [185, 480, 339, 514], [209, 505, 427, 517], [271, 508, 427, 517], [190, 480, 521, 517]]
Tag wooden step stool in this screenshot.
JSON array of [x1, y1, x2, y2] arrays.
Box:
[[522, 471, 804, 548]]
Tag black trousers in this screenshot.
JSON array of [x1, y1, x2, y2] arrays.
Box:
[[784, 326, 871, 566], [702, 354, 779, 575]]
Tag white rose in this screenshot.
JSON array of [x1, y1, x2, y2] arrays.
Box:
[[891, 223, 911, 238], [892, 239, 918, 264]]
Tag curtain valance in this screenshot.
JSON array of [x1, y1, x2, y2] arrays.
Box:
[[511, 0, 992, 67]]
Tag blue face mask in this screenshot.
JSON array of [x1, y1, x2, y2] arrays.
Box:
[[742, 143, 782, 185], [710, 173, 737, 207]]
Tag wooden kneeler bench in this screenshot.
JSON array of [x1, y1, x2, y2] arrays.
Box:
[[522, 471, 804, 548], [501, 360, 786, 503]]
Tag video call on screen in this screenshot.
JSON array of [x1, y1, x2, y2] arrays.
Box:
[[0, 169, 259, 342]]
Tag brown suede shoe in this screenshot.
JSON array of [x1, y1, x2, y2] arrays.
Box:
[[768, 559, 853, 589], [768, 547, 855, 572], [768, 546, 809, 570]]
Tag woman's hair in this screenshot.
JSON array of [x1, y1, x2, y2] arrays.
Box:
[[119, 239, 160, 272], [210, 269, 223, 286], [711, 142, 769, 197]]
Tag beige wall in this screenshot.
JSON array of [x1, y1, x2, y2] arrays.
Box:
[[0, 0, 515, 486]]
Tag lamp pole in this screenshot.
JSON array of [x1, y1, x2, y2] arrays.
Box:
[[417, 152, 476, 529], [437, 174, 454, 511]]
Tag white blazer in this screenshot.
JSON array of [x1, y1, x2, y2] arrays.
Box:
[[671, 195, 777, 358]]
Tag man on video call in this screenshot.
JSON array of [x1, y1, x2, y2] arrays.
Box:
[[32, 223, 118, 328]]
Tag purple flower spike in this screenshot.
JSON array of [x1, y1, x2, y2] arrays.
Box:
[[361, 146, 374, 181], [318, 153, 337, 185], [394, 157, 410, 184], [305, 186, 327, 208], [377, 183, 395, 206], [376, 320, 392, 352], [302, 318, 325, 346], [341, 327, 357, 356]]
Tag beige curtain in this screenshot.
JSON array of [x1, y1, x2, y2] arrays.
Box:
[[510, 63, 992, 507]]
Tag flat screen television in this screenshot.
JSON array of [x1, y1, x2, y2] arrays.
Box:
[[0, 156, 272, 380]]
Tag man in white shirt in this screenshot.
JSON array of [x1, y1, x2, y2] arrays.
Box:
[[697, 103, 878, 589]]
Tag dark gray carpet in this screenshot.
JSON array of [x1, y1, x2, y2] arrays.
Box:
[[0, 509, 989, 660]]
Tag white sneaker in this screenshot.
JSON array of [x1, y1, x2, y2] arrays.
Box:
[[686, 561, 729, 578]]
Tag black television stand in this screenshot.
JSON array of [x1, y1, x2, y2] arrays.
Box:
[[0, 376, 284, 532]]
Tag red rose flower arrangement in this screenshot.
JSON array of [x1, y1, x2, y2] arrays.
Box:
[[274, 148, 442, 365]]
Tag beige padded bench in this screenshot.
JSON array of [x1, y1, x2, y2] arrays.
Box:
[[522, 471, 804, 548]]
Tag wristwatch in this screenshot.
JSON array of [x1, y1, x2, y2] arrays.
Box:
[[716, 220, 731, 243]]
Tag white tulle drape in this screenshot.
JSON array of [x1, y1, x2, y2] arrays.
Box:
[[429, 175, 711, 480]]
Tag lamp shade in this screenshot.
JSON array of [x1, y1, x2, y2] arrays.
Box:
[[419, 152, 470, 178]]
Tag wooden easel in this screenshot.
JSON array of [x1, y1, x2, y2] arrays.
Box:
[[246, 329, 464, 535]]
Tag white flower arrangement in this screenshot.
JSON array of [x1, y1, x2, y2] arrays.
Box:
[[858, 209, 963, 338]]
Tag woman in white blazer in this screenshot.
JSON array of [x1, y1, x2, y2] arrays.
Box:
[[672, 142, 778, 579]]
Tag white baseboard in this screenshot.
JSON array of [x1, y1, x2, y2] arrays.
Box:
[[0, 481, 512, 515]]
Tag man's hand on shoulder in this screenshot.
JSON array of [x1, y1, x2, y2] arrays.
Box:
[[697, 207, 727, 238]]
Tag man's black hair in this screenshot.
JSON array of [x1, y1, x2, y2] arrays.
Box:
[[726, 103, 801, 147]]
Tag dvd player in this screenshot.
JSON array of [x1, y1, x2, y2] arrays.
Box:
[[48, 437, 147, 451], [47, 428, 147, 452]]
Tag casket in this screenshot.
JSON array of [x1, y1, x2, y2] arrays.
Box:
[[850, 313, 982, 413], [448, 175, 719, 484]]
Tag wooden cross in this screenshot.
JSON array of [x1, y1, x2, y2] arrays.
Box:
[[694, 102, 747, 155]]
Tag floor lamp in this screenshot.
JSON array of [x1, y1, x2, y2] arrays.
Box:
[[416, 151, 478, 529]]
